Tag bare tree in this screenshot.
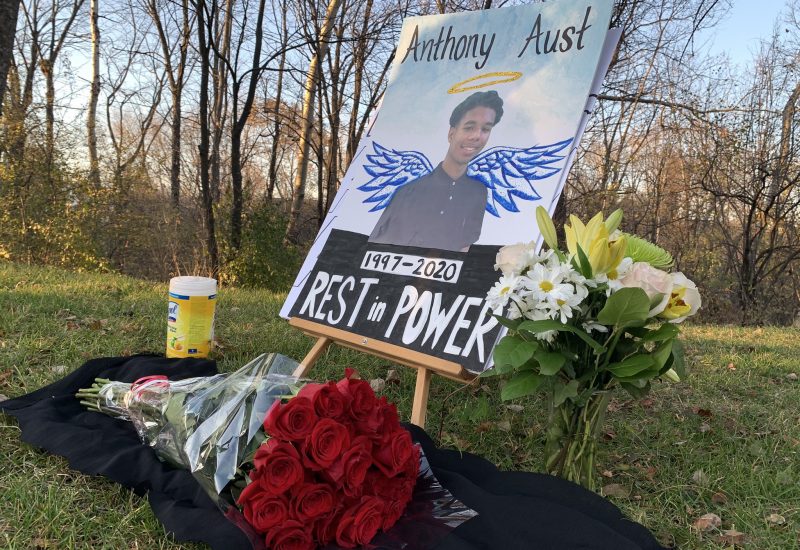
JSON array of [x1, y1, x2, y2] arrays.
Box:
[[87, 0, 100, 188], [0, 0, 22, 115], [283, 0, 343, 244], [147, 0, 192, 206]]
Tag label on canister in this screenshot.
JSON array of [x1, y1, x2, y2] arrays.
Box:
[[166, 291, 217, 358]]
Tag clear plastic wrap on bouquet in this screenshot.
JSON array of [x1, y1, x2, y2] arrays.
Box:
[[94, 353, 299, 498]]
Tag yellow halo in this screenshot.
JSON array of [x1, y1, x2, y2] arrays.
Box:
[[447, 71, 523, 94]]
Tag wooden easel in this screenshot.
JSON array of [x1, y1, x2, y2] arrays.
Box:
[[289, 317, 476, 427]]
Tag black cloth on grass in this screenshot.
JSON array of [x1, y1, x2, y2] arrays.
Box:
[[1, 355, 666, 550]]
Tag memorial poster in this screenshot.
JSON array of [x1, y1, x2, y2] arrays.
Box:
[[281, 0, 616, 373]]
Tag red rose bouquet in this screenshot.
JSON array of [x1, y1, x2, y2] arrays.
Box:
[[75, 354, 426, 549], [237, 369, 419, 549]]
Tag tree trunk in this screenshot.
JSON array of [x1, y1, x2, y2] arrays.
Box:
[[345, 0, 371, 165], [149, 0, 190, 207], [283, 0, 344, 244], [229, 0, 267, 251], [87, 0, 101, 189], [195, 0, 219, 275], [0, 0, 21, 116], [266, 6, 288, 203]]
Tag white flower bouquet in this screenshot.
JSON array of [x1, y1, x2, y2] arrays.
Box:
[[484, 207, 701, 489]]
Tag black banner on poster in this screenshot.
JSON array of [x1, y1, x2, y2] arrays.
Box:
[[289, 230, 503, 373]]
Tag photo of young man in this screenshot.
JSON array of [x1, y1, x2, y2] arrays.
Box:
[[368, 90, 504, 252]]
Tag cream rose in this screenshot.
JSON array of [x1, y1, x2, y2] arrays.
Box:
[[659, 272, 701, 323], [618, 262, 673, 317], [494, 242, 536, 277]]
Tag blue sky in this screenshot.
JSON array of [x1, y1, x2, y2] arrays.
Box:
[[698, 0, 788, 65]]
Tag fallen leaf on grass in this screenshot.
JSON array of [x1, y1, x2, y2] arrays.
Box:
[[0, 370, 11, 383], [475, 422, 493, 433], [727, 362, 736, 371], [691, 470, 709, 485], [601, 470, 614, 478], [717, 529, 746, 545], [385, 369, 400, 384], [711, 492, 728, 505], [765, 513, 785, 525], [51, 365, 67, 375], [0, 393, 8, 402], [505, 404, 524, 413], [699, 422, 712, 433], [66, 320, 80, 331], [369, 378, 385, 392], [496, 420, 511, 432], [787, 373, 798, 381], [692, 513, 721, 532], [84, 318, 109, 331], [602, 484, 630, 498], [640, 398, 655, 409]]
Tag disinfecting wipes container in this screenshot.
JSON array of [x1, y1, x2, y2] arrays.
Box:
[[166, 276, 217, 358]]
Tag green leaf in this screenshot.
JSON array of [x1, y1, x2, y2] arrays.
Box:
[[480, 360, 514, 377], [465, 395, 490, 421], [535, 350, 566, 375], [511, 340, 539, 368], [607, 354, 655, 378], [518, 320, 604, 353], [638, 323, 679, 343], [651, 340, 673, 369], [493, 314, 522, 330], [620, 380, 652, 399], [501, 372, 543, 401], [576, 244, 593, 278], [670, 339, 687, 380], [553, 380, 580, 407], [597, 287, 650, 327], [491, 335, 524, 368]]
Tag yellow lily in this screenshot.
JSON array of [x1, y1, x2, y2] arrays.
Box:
[[564, 211, 626, 277]]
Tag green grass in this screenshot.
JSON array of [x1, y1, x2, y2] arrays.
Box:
[[1, 261, 799, 549]]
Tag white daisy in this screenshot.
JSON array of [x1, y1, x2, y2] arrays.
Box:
[[486, 274, 524, 310]]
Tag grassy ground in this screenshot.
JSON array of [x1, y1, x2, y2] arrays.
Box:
[[1, 261, 798, 549]]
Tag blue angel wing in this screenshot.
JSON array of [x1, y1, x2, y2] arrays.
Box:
[[467, 138, 573, 217], [357, 142, 434, 212]]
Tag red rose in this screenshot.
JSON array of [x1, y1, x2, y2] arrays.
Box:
[[326, 435, 373, 497], [336, 371, 378, 421], [292, 482, 335, 521], [237, 484, 289, 533], [381, 498, 406, 531], [335, 496, 385, 548], [314, 505, 342, 545], [380, 397, 400, 431], [302, 418, 350, 471], [297, 381, 349, 420], [405, 442, 421, 479], [252, 439, 304, 495], [373, 428, 414, 477], [264, 519, 315, 550], [263, 396, 317, 441]]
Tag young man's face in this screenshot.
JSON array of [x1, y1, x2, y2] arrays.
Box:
[[445, 106, 497, 167]]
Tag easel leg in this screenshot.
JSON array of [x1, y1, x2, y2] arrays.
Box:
[[293, 337, 331, 379], [410, 368, 432, 428]]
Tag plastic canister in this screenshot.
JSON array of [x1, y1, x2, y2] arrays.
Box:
[[166, 276, 217, 358]]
